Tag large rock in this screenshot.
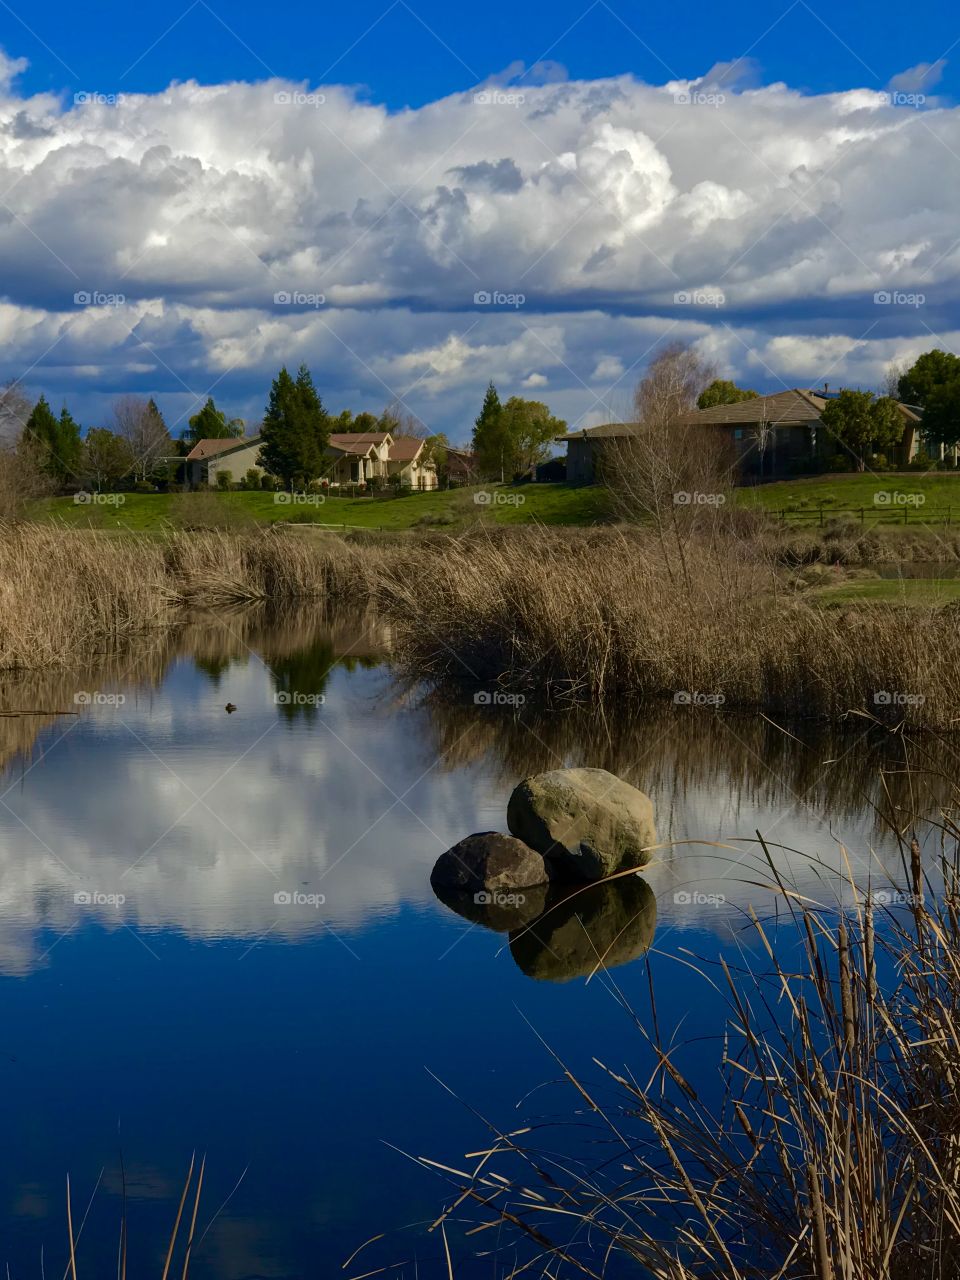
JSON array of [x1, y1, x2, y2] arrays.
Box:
[[510, 874, 657, 982], [507, 768, 656, 880], [430, 831, 550, 894]]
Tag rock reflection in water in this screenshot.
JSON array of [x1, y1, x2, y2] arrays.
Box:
[[433, 874, 656, 983]]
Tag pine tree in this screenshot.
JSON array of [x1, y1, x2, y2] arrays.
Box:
[[258, 364, 330, 487], [471, 382, 504, 479], [184, 397, 243, 444], [23, 396, 82, 487]]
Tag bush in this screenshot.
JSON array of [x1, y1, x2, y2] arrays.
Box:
[[215, 471, 230, 491], [133, 480, 156, 493], [241, 467, 262, 490], [260, 472, 278, 490]]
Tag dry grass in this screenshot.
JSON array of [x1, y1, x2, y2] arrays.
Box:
[[0, 522, 398, 669], [423, 806, 960, 1279], [379, 525, 960, 728]]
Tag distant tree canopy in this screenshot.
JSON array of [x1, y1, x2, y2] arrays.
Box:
[[330, 409, 380, 434], [83, 428, 135, 490], [819, 390, 905, 470], [898, 349, 960, 447], [697, 379, 760, 410], [470, 383, 565, 478], [184, 397, 244, 444], [113, 396, 173, 483], [258, 364, 331, 487], [22, 395, 83, 488]]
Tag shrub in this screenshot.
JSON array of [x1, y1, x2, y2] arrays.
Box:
[[241, 467, 262, 490], [215, 471, 230, 491]]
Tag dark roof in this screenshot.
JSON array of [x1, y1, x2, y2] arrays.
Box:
[[679, 389, 921, 427], [185, 436, 259, 461], [557, 421, 640, 442]]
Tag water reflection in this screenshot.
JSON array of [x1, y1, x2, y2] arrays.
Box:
[[434, 874, 657, 982]]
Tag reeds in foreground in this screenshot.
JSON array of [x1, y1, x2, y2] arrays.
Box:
[[422, 814, 960, 1278]]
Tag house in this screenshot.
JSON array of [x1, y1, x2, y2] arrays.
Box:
[[187, 431, 438, 489], [558, 389, 923, 484], [385, 435, 439, 489], [184, 437, 264, 487], [444, 447, 480, 486], [676, 389, 921, 478]]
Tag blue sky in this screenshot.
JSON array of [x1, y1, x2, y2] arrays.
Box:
[[0, 0, 959, 442], [9, 0, 959, 108]]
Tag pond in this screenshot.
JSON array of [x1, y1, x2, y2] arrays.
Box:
[[0, 608, 945, 1277]]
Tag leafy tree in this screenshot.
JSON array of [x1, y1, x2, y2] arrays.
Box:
[[258, 364, 331, 487], [184, 397, 244, 444], [83, 428, 135, 490], [497, 397, 567, 475], [697, 379, 760, 409], [471, 382, 505, 477], [819, 390, 905, 471], [23, 396, 82, 487], [898, 349, 960, 446], [331, 409, 380, 434]]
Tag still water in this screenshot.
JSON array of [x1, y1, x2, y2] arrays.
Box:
[[0, 608, 947, 1277]]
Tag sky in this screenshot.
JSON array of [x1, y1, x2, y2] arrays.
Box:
[[1, 0, 959, 443]]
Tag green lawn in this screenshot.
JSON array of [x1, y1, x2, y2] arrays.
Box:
[[812, 577, 960, 605], [736, 473, 960, 525], [34, 483, 611, 533]]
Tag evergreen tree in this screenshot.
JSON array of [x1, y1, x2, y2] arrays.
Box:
[[471, 382, 505, 478], [24, 396, 82, 487], [184, 397, 244, 444], [258, 364, 330, 487], [898, 349, 960, 447], [820, 390, 905, 470]]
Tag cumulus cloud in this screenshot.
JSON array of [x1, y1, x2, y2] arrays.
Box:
[[888, 59, 947, 94], [0, 49, 957, 437]]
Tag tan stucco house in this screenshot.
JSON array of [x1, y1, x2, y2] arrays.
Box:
[[186, 431, 438, 489]]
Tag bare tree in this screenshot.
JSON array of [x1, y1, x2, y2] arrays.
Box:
[[0, 380, 31, 448], [113, 396, 173, 483], [634, 341, 717, 430], [379, 399, 427, 439], [601, 345, 735, 583], [881, 358, 909, 402]]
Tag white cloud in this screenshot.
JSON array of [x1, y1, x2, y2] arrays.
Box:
[[521, 371, 548, 387], [889, 60, 947, 94], [0, 53, 957, 437]]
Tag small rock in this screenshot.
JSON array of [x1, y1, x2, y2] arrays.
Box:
[[507, 767, 656, 880], [430, 831, 550, 894]]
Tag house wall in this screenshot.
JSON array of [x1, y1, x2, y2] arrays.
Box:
[[566, 438, 596, 484], [206, 441, 264, 486]]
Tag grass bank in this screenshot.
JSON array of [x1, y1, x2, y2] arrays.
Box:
[[5, 522, 960, 728]]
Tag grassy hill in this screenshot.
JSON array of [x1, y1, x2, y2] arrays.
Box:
[[34, 483, 611, 533]]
